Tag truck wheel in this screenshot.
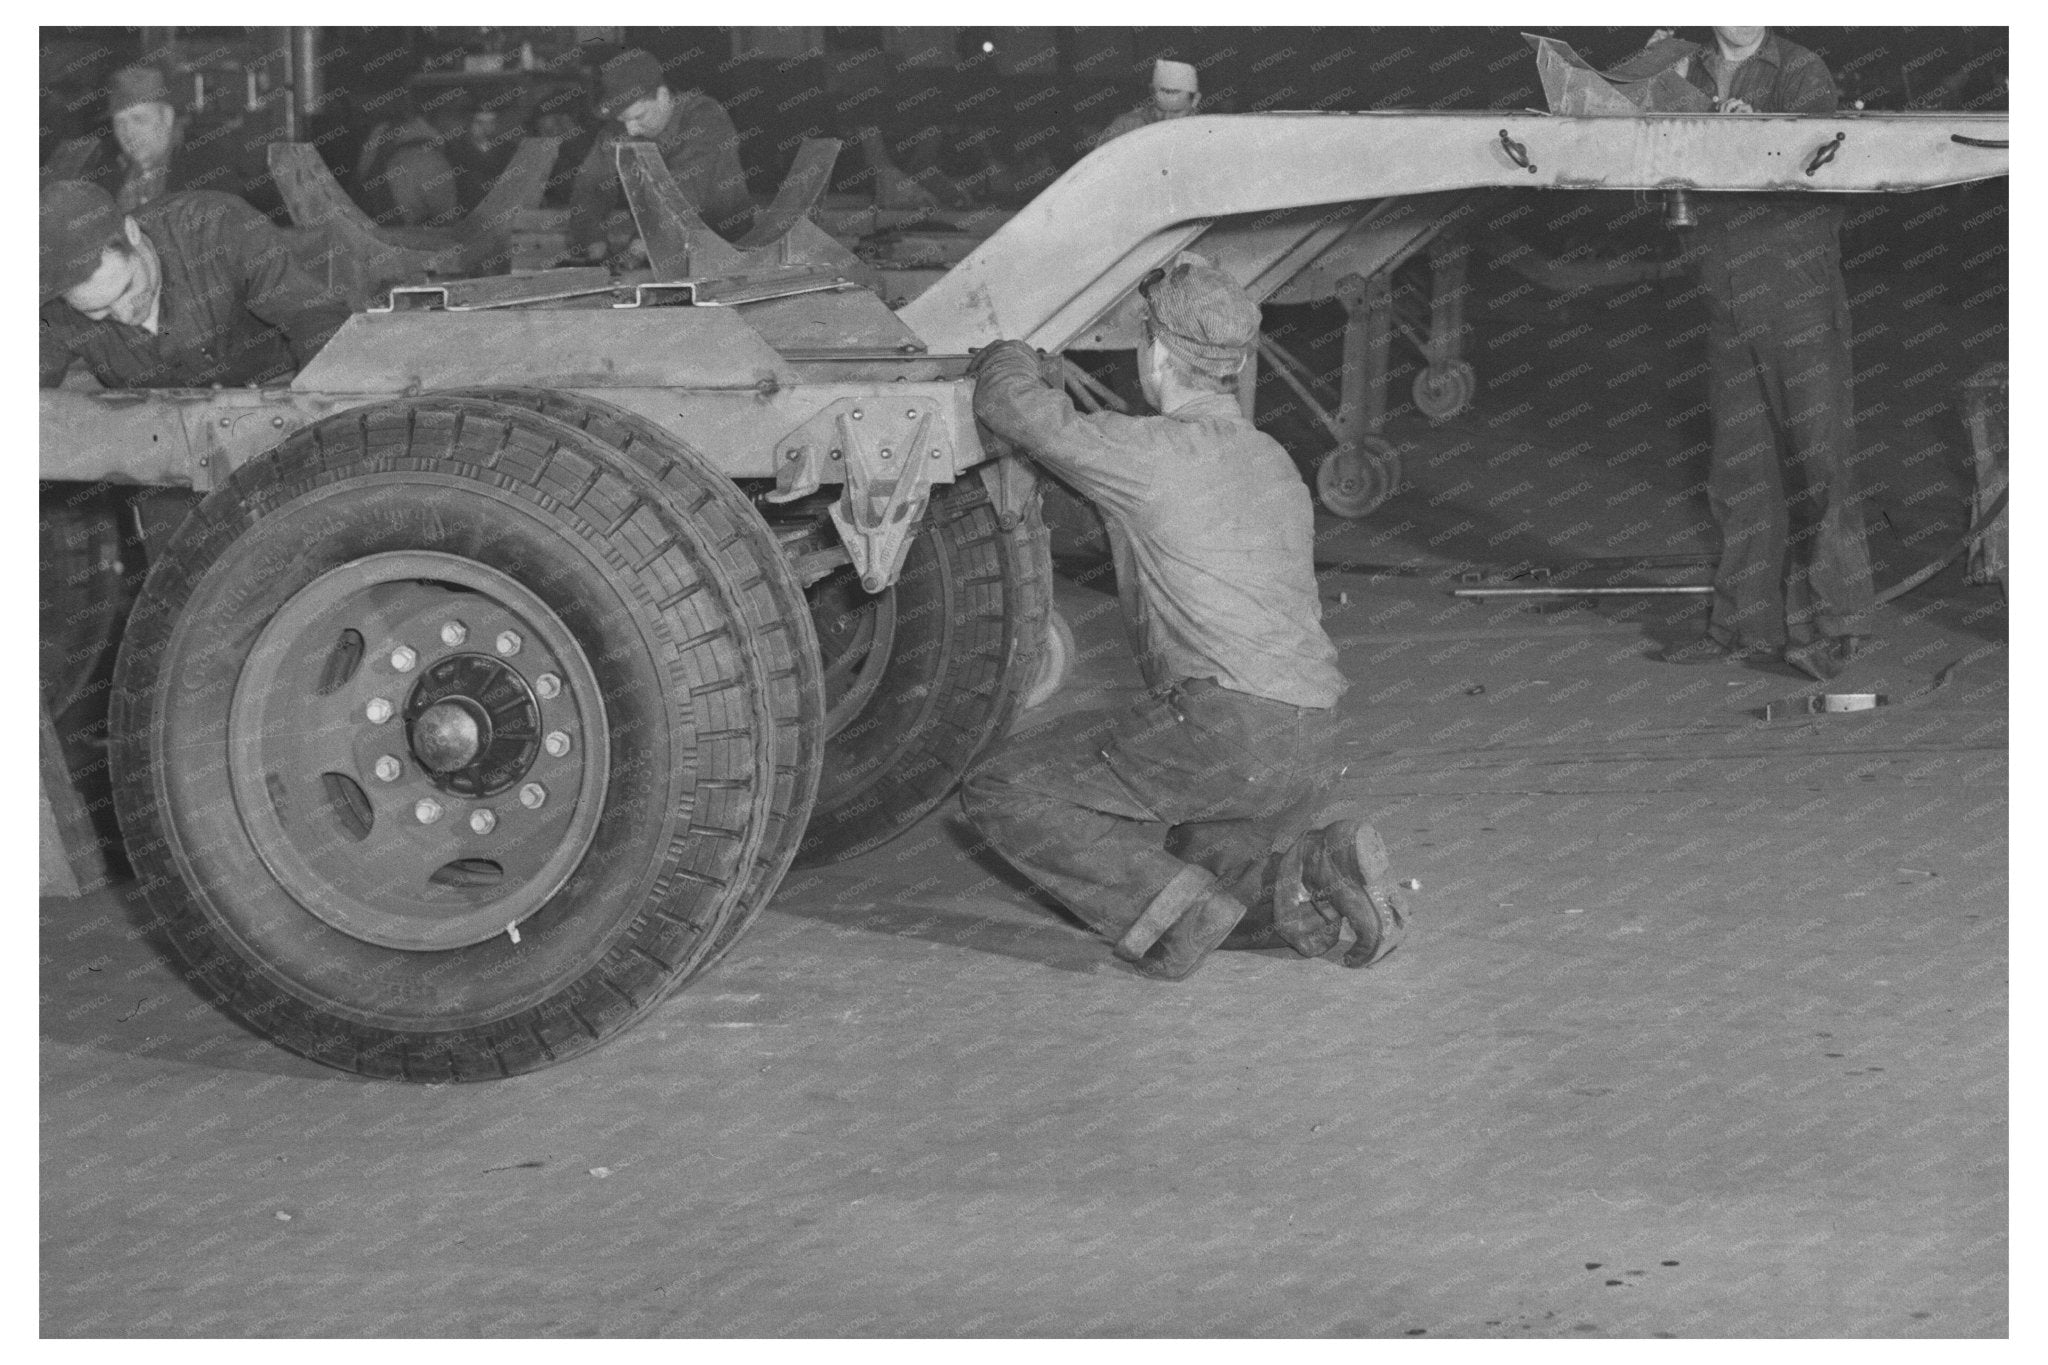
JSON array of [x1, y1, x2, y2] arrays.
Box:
[[110, 397, 780, 1080], [441, 388, 823, 980], [795, 464, 1053, 865]]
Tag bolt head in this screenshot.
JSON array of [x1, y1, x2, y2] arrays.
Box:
[[851, 408, 863, 420], [365, 697, 394, 724], [495, 630, 523, 657], [880, 448, 893, 459], [519, 782, 547, 810], [373, 755, 402, 783], [905, 408, 919, 419], [414, 797, 444, 824], [544, 730, 572, 758], [440, 620, 469, 647], [535, 673, 562, 700], [469, 808, 497, 835], [390, 645, 418, 673]]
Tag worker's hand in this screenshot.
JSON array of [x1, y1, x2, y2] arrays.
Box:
[[1038, 349, 1070, 389], [966, 338, 1041, 381], [1718, 97, 1756, 114], [1648, 28, 1676, 44]]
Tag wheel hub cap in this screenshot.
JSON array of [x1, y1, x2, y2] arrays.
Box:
[[411, 700, 484, 772]]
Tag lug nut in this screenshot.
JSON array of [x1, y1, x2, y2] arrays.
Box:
[[543, 730, 572, 758], [469, 808, 497, 835], [519, 782, 547, 810], [390, 645, 418, 673], [495, 630, 523, 657], [535, 673, 561, 700], [372, 755, 402, 783], [440, 620, 469, 647], [414, 797, 444, 825], [365, 697, 394, 724]]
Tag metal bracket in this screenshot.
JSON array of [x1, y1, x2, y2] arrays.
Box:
[[765, 398, 955, 592]]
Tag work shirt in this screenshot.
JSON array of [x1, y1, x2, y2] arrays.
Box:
[[974, 345, 1346, 709], [1674, 34, 1846, 318], [568, 90, 753, 244], [1093, 103, 1173, 150], [39, 191, 350, 389], [1678, 32, 1837, 115]]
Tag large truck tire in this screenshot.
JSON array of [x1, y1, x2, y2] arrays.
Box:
[[795, 464, 1054, 865], [445, 388, 824, 981], [110, 397, 785, 1080]]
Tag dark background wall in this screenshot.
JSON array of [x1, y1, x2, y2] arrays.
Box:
[[41, 26, 2010, 201]]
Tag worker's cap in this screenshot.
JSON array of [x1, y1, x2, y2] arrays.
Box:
[[41, 180, 123, 303], [596, 49, 666, 120], [1153, 58, 1199, 92], [108, 64, 174, 117], [1139, 253, 1260, 375]]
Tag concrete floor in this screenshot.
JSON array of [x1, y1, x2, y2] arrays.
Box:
[[40, 259, 2006, 1337]]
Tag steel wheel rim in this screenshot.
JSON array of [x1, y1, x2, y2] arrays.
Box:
[[813, 568, 900, 739], [226, 551, 610, 951]]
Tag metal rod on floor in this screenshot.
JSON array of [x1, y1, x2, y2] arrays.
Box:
[[1450, 585, 1713, 597]]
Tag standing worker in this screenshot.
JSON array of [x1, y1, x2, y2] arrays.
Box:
[[1652, 27, 1874, 681], [1093, 57, 1203, 148], [566, 48, 754, 258], [961, 256, 1412, 980]]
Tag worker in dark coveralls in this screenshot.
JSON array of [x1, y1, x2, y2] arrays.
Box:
[[1653, 27, 1874, 681], [567, 48, 754, 257], [962, 257, 1411, 980], [40, 180, 349, 389]]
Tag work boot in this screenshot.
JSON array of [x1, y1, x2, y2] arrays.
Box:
[[1112, 865, 1246, 982], [1270, 818, 1409, 968], [1132, 887, 1248, 981]]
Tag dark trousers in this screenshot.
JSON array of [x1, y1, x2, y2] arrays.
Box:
[[961, 679, 1346, 947], [1701, 265, 1874, 649]]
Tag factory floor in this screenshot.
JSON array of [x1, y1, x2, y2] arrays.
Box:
[[41, 262, 2006, 1337]]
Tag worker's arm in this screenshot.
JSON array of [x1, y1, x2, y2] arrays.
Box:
[[971, 340, 1155, 512], [39, 320, 79, 389], [669, 98, 754, 235], [564, 134, 620, 254], [219, 198, 351, 369], [1771, 49, 1839, 113]]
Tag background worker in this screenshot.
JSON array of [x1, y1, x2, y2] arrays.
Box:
[[567, 48, 754, 259], [961, 256, 1411, 981], [40, 180, 349, 390], [1093, 57, 1203, 148], [1653, 27, 1874, 681], [87, 65, 226, 211]]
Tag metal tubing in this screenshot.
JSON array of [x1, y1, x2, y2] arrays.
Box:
[[1450, 585, 1712, 597]]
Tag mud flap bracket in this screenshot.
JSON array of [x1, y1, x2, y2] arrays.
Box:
[[767, 398, 955, 593]]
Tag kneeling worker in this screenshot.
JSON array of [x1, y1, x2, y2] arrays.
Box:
[[962, 257, 1412, 980], [41, 180, 348, 389]]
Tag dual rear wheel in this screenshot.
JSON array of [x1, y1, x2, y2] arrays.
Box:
[[110, 392, 1049, 1079]]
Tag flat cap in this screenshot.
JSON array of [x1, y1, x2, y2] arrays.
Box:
[[109, 64, 173, 116], [597, 49, 665, 120], [41, 180, 122, 302], [1142, 254, 1261, 375], [1153, 58, 1199, 91]]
